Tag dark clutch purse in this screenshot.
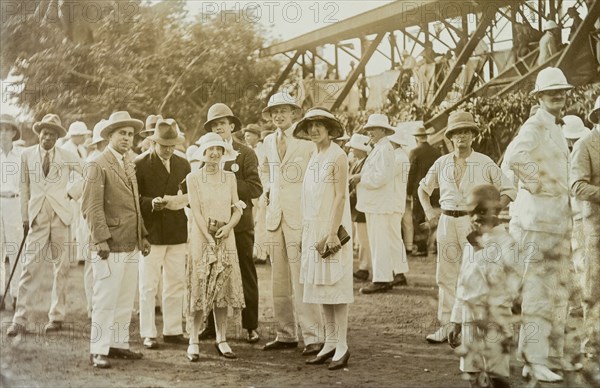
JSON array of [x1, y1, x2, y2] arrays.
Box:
[[316, 225, 351, 258], [207, 218, 227, 239]]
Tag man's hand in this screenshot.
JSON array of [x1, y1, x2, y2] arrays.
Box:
[[141, 238, 151, 256], [97, 241, 110, 260], [152, 197, 167, 211], [22, 221, 29, 236], [448, 323, 462, 349], [349, 174, 361, 186]]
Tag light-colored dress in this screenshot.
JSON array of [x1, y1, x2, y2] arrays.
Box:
[[186, 169, 245, 319], [300, 143, 354, 304]]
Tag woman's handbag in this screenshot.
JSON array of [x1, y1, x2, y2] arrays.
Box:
[[207, 218, 227, 239], [316, 225, 351, 258]]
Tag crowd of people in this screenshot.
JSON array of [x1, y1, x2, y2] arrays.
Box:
[[0, 66, 598, 385]]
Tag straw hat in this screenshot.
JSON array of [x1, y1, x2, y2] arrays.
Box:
[[91, 119, 108, 145], [588, 96, 600, 125], [362, 114, 395, 136], [204, 103, 242, 133], [345, 133, 372, 153], [261, 92, 302, 120], [388, 127, 409, 146], [32, 114, 67, 137], [147, 118, 185, 146], [242, 124, 262, 137], [562, 115, 590, 140], [293, 107, 345, 140], [139, 114, 160, 138], [100, 111, 144, 140], [193, 132, 238, 163], [444, 111, 480, 139], [0, 114, 20, 140], [66, 121, 91, 138], [530, 67, 573, 95]]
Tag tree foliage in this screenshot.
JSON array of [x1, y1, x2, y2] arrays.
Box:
[[1, 0, 281, 142]]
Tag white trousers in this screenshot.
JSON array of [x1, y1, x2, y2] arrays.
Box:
[[402, 199, 414, 252], [514, 226, 570, 367], [0, 196, 23, 299], [269, 217, 323, 345], [253, 198, 271, 260], [138, 243, 186, 338], [366, 212, 409, 282], [13, 200, 71, 325], [436, 214, 471, 325], [90, 249, 139, 356], [354, 222, 371, 272]]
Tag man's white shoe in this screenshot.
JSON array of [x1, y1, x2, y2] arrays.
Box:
[[522, 364, 563, 383], [425, 327, 448, 343]]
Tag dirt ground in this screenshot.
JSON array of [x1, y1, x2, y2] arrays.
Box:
[[0, 253, 595, 387]]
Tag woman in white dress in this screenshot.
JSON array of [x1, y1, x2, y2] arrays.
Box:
[[185, 132, 246, 361], [293, 107, 354, 370]]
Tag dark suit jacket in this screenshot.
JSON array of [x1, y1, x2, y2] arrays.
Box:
[[82, 148, 148, 252], [223, 138, 262, 232], [349, 157, 367, 223], [135, 152, 191, 245], [408, 142, 441, 206]]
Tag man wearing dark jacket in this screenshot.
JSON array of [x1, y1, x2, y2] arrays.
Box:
[[200, 103, 263, 343], [407, 124, 441, 255], [135, 118, 190, 349]]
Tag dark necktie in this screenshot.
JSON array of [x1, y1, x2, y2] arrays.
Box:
[[42, 151, 50, 177]]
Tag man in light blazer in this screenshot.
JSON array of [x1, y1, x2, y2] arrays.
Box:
[[506, 67, 573, 382], [82, 111, 151, 369], [6, 114, 82, 337], [261, 92, 324, 355], [570, 96, 600, 358]]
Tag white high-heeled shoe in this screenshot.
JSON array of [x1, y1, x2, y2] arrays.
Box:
[[187, 344, 200, 362], [522, 364, 563, 383]]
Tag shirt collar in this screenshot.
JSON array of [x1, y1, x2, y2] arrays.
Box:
[[0, 145, 16, 156], [373, 137, 390, 147], [39, 145, 55, 157], [107, 144, 125, 162], [278, 122, 296, 137]]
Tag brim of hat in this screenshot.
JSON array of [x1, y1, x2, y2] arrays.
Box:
[[530, 84, 574, 95], [67, 130, 92, 137], [293, 116, 345, 140], [564, 127, 591, 139], [588, 108, 600, 125], [243, 129, 262, 137], [147, 134, 185, 146], [261, 103, 301, 120], [33, 122, 68, 138], [412, 128, 430, 136], [444, 124, 480, 139], [362, 125, 395, 136], [345, 141, 370, 152], [138, 129, 154, 138], [204, 115, 242, 133], [193, 141, 237, 162], [100, 119, 144, 140], [91, 136, 106, 146]]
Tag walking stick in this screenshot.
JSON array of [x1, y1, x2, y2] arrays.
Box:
[[0, 233, 27, 310]]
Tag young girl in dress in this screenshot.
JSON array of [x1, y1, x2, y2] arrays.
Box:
[[293, 107, 354, 370], [185, 132, 246, 361]]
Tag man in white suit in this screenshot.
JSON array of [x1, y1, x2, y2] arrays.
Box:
[[62, 121, 91, 265], [261, 92, 324, 355], [506, 67, 574, 382], [352, 114, 401, 294], [6, 114, 82, 336], [0, 114, 23, 310]]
